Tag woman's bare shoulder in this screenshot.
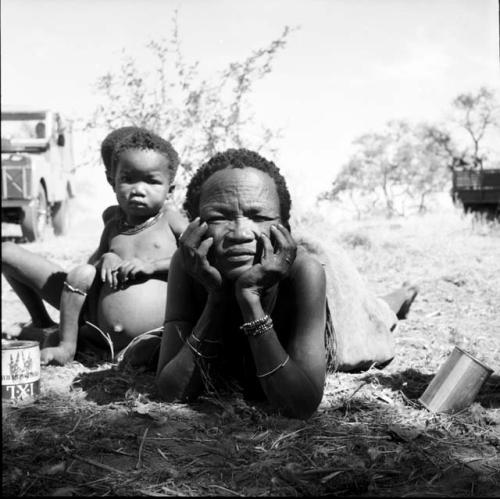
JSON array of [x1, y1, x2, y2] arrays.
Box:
[[292, 246, 325, 276]]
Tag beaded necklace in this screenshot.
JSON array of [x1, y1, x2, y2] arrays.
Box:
[[117, 208, 165, 235]]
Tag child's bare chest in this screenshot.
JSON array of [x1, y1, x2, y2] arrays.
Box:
[[108, 218, 176, 260]]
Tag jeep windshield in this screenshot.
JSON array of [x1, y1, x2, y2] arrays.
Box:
[[1, 112, 49, 152]]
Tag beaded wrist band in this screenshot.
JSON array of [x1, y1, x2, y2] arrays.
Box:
[[240, 315, 273, 337]]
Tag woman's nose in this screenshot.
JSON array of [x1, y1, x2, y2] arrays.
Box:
[[227, 217, 255, 241]]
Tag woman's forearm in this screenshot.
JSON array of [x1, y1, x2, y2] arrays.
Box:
[[156, 344, 202, 401], [247, 331, 324, 419], [238, 292, 324, 419], [156, 294, 225, 401]]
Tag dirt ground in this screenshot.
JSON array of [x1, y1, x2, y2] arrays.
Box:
[[2, 205, 499, 497]]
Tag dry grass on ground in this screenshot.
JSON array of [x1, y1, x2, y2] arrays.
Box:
[[2, 205, 500, 497]]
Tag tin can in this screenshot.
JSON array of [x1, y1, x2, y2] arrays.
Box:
[[2, 340, 40, 401], [419, 346, 494, 414]]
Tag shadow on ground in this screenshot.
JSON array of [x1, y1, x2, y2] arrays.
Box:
[[72, 367, 158, 405]]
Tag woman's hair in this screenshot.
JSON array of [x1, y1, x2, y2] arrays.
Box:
[[184, 148, 291, 229], [103, 128, 180, 186]]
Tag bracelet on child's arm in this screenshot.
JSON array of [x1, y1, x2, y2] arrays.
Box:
[[240, 315, 273, 337], [256, 355, 290, 378]]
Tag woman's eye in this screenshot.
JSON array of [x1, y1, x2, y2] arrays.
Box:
[[251, 215, 274, 222], [206, 216, 227, 223]]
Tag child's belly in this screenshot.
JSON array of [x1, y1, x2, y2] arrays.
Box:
[[97, 279, 167, 351]]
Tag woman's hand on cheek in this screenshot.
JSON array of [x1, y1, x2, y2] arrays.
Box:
[[235, 224, 297, 300], [179, 218, 224, 293]]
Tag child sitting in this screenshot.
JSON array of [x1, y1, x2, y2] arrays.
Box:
[[2, 128, 187, 366]]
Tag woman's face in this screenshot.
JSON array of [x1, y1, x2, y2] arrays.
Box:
[[199, 167, 282, 281]]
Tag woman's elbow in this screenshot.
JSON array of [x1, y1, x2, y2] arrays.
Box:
[[284, 395, 322, 420], [155, 369, 201, 403]]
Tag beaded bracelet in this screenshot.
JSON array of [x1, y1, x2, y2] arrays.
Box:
[[256, 355, 290, 378], [240, 315, 274, 337]]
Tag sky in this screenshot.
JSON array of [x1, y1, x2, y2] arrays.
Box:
[[2, 0, 499, 209]]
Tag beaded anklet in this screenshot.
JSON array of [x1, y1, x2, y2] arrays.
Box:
[[63, 281, 87, 297]]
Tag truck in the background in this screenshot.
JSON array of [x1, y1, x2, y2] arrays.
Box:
[[2, 108, 75, 241], [451, 167, 500, 219]]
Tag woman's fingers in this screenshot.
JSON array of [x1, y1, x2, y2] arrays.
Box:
[[197, 236, 214, 261], [277, 223, 296, 247], [270, 224, 296, 266], [260, 233, 273, 261], [179, 218, 208, 249]]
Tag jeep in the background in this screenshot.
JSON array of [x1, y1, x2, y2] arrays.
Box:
[[451, 166, 500, 219], [2, 108, 75, 241]]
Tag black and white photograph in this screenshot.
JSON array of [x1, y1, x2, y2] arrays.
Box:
[[2, 0, 499, 496]]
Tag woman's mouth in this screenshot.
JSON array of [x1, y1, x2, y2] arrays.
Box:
[[224, 249, 255, 263], [226, 254, 254, 263]]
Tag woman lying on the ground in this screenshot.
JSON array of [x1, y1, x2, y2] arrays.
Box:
[[151, 149, 417, 419]]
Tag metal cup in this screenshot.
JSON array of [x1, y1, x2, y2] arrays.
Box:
[[2, 339, 41, 401], [419, 346, 494, 414]]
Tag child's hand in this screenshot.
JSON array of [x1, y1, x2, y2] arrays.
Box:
[[116, 258, 155, 286], [235, 224, 297, 300], [99, 252, 123, 289]]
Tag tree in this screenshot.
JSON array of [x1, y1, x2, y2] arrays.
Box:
[[83, 11, 293, 205], [319, 120, 450, 217], [318, 87, 500, 218], [449, 87, 500, 170], [424, 87, 500, 171]]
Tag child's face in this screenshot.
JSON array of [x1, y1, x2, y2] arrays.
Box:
[[114, 149, 171, 222]]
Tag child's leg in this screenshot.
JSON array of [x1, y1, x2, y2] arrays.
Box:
[[41, 264, 96, 366], [2, 242, 66, 327]]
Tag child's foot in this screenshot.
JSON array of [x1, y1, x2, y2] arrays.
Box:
[[40, 346, 75, 366], [396, 282, 419, 320]]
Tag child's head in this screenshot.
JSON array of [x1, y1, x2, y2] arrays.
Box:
[[101, 127, 143, 186], [111, 129, 180, 221]]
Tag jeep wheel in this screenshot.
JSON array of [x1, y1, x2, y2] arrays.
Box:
[[21, 183, 50, 242], [52, 197, 71, 235]]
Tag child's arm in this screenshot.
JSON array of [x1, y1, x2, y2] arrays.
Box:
[[87, 212, 125, 289], [114, 210, 187, 285], [114, 256, 172, 286], [86, 206, 120, 265]]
